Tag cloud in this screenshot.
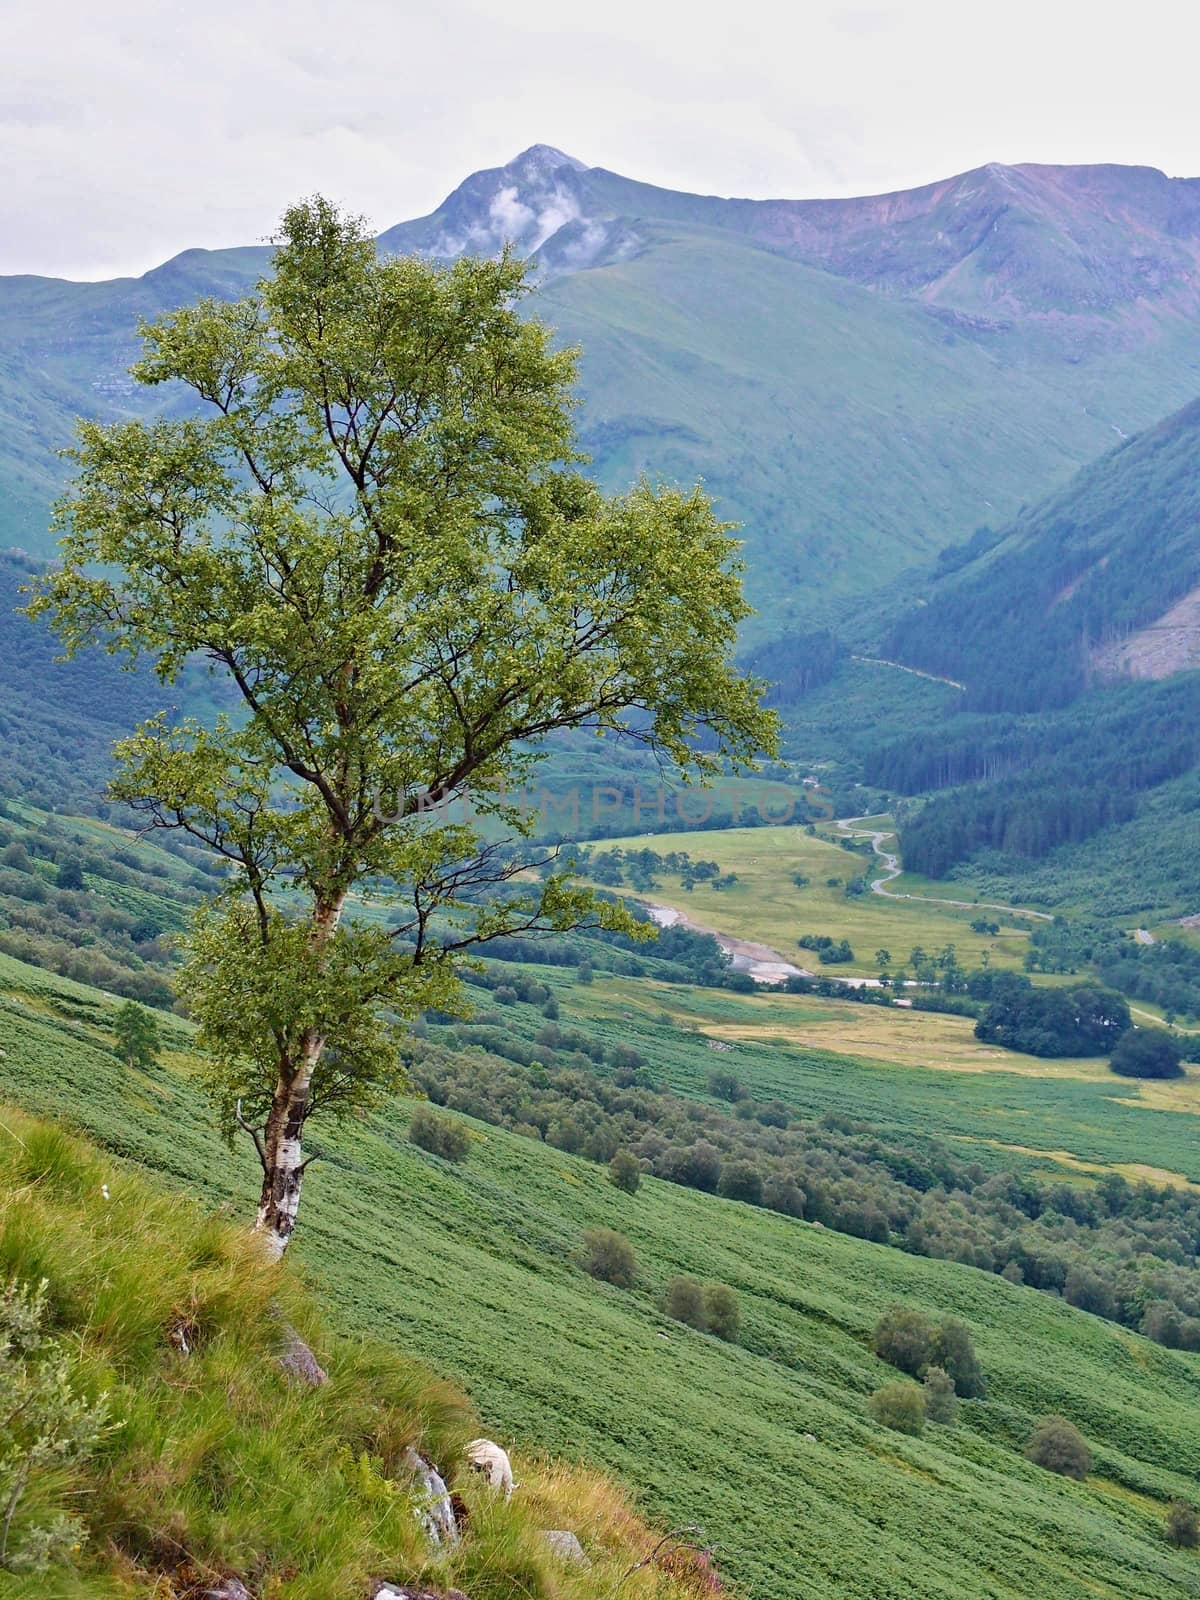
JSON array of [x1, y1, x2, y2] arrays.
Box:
[[4, 0, 1200, 277]]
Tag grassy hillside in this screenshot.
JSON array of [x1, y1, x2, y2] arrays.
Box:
[[0, 1104, 707, 1600], [2, 950, 1199, 1598]]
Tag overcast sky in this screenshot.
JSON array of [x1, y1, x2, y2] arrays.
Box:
[[6, 0, 1200, 279]]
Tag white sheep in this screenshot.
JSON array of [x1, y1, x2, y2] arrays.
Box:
[[465, 1437, 516, 1498]]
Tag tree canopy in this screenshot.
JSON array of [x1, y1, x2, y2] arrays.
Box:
[[30, 197, 775, 1253]]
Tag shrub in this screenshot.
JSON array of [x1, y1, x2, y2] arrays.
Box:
[[408, 1106, 471, 1162], [113, 1000, 160, 1070], [869, 1381, 925, 1435], [581, 1228, 637, 1288], [608, 1151, 641, 1194], [1026, 1416, 1091, 1479], [1166, 1499, 1199, 1549], [932, 1317, 985, 1398], [1110, 1027, 1185, 1080], [872, 1305, 935, 1376], [706, 1068, 743, 1102], [762, 1177, 806, 1218], [922, 1367, 958, 1425], [717, 1161, 763, 1206], [702, 1283, 742, 1343], [669, 1140, 723, 1193], [664, 1275, 707, 1330], [55, 857, 84, 891], [0, 1278, 109, 1572]]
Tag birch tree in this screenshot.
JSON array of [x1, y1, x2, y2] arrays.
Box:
[[30, 198, 776, 1257]]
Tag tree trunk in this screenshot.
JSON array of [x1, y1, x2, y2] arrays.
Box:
[[253, 897, 344, 1258], [254, 1049, 317, 1259]]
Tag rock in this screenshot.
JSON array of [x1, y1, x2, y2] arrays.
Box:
[[541, 1529, 589, 1565], [404, 1447, 458, 1545], [374, 1589, 471, 1600], [278, 1322, 328, 1387], [801, 1432, 818, 1443], [203, 1580, 253, 1600]]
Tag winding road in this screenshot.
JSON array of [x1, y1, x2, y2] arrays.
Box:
[[834, 817, 1054, 923]]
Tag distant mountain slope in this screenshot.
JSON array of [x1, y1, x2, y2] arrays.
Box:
[[883, 397, 1200, 710], [5, 147, 1200, 637]]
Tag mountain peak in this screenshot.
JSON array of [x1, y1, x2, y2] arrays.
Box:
[[508, 144, 588, 173]]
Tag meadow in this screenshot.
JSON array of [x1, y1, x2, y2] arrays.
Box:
[[2, 950, 1200, 1598], [581, 824, 1038, 976]]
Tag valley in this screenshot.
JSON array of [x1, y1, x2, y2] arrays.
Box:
[[2, 131, 1200, 1600], [4, 941, 1200, 1599]]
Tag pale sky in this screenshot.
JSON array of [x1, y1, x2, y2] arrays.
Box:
[[5, 0, 1200, 280]]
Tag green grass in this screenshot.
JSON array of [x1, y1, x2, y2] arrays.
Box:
[[1, 951, 1199, 1598], [0, 1106, 707, 1600], [582, 823, 1036, 974]]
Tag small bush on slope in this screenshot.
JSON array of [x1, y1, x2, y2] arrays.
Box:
[[0, 1107, 706, 1600]]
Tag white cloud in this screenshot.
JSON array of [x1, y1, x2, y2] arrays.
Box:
[[4, 0, 1200, 278]]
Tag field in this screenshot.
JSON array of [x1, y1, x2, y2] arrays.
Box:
[[3, 950, 1200, 1598], [583, 823, 1045, 975]]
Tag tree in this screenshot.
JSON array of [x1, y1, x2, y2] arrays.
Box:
[[1166, 1499, 1199, 1549], [922, 1367, 958, 1425], [869, 1381, 925, 1435], [112, 1001, 160, 1071], [1109, 1027, 1184, 1080], [31, 199, 774, 1258], [669, 1140, 723, 1193], [609, 1150, 641, 1194], [664, 1275, 707, 1330], [581, 1228, 637, 1288], [931, 1317, 985, 1398], [55, 857, 84, 891], [872, 1305, 935, 1376], [702, 1283, 742, 1342], [408, 1106, 470, 1162], [706, 1068, 743, 1102], [1025, 1416, 1091, 1480], [717, 1161, 763, 1205]]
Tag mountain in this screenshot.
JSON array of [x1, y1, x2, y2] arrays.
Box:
[[882, 396, 1200, 711], [5, 147, 1200, 638]]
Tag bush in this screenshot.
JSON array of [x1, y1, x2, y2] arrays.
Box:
[[113, 1000, 160, 1070], [922, 1367, 958, 1425], [717, 1161, 763, 1206], [0, 1278, 109, 1571], [932, 1317, 985, 1398], [55, 857, 84, 891], [706, 1068, 744, 1102], [762, 1177, 806, 1218], [1026, 1416, 1091, 1479], [1166, 1499, 1199, 1548], [1109, 1027, 1185, 1080], [581, 1228, 637, 1288], [872, 1305, 935, 1376], [608, 1151, 641, 1194], [664, 1274, 707, 1330], [702, 1283, 742, 1343], [408, 1105, 471, 1162], [869, 1381, 925, 1435]]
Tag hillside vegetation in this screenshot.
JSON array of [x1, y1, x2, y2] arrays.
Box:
[[0, 1105, 701, 1600], [884, 397, 1200, 711], [2, 951, 1200, 1598]]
